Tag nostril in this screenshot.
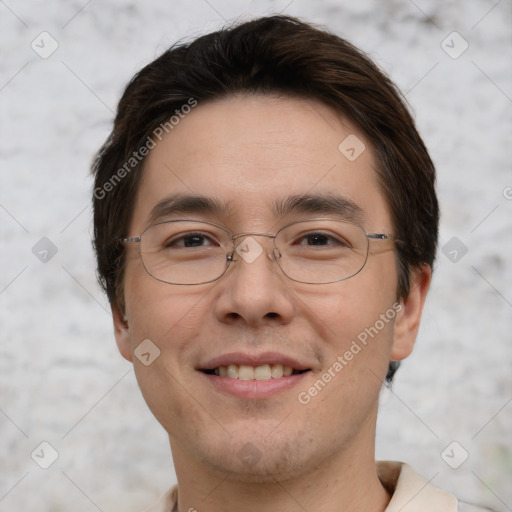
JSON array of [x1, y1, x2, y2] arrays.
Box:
[[265, 312, 279, 319]]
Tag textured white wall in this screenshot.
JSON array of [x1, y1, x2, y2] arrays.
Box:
[[1, 0, 511, 510]]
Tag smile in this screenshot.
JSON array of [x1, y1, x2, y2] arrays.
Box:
[[198, 353, 312, 399], [202, 363, 308, 380]]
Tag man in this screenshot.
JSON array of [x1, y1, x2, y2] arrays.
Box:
[[92, 15, 486, 512]]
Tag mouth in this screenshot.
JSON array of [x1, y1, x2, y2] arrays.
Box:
[[197, 352, 312, 399], [202, 364, 310, 380]]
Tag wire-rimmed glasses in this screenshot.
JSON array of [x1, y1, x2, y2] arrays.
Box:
[[123, 218, 397, 285]]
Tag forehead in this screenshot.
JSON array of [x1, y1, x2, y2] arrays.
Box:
[[131, 95, 390, 231]]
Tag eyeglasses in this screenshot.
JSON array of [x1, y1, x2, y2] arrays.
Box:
[[122, 218, 397, 285]]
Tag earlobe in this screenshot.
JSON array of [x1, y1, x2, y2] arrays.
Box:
[[112, 304, 134, 362], [390, 264, 432, 361]]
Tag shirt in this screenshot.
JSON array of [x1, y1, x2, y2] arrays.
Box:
[[143, 461, 489, 512]]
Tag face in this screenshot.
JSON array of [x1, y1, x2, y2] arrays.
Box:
[[113, 95, 429, 482]]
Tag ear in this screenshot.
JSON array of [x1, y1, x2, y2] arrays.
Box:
[[112, 303, 133, 362], [391, 264, 432, 361]]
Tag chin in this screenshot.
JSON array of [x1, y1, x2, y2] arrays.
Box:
[[195, 428, 316, 483], [205, 450, 308, 484]]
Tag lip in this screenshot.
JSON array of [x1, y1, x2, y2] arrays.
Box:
[[199, 370, 310, 399], [197, 351, 312, 372], [197, 351, 313, 400]]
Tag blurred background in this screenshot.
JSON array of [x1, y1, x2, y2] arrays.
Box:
[[0, 0, 511, 510]]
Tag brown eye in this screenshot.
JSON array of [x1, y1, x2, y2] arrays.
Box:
[[295, 231, 350, 248], [164, 232, 217, 248]]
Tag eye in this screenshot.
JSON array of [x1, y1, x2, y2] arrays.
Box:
[[164, 232, 218, 248], [295, 231, 350, 247]]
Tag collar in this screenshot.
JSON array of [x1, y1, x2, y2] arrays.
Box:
[[377, 461, 458, 511]]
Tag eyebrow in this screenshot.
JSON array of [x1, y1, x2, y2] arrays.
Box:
[[148, 192, 364, 225], [148, 194, 233, 224], [274, 193, 364, 224]]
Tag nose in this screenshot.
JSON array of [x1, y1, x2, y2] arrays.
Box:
[[213, 235, 294, 327]]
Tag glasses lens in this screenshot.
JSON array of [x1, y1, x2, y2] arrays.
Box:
[[139, 221, 231, 284], [275, 220, 369, 283]]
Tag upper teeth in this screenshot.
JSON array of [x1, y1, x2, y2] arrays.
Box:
[[214, 364, 294, 380]]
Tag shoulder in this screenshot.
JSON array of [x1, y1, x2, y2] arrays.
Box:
[[142, 486, 177, 512], [458, 502, 499, 512], [378, 461, 458, 511], [378, 461, 497, 512]]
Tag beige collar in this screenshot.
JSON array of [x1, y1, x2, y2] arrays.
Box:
[[377, 461, 458, 511]]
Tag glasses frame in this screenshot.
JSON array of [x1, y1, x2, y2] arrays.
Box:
[[122, 218, 397, 285]]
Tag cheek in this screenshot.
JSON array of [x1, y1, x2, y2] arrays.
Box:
[[124, 263, 208, 347], [132, 358, 212, 442], [298, 283, 399, 428], [123, 270, 208, 380], [299, 270, 397, 341], [291, 254, 399, 384], [124, 275, 216, 433]]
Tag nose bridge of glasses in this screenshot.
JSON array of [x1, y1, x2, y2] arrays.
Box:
[[230, 232, 280, 262]]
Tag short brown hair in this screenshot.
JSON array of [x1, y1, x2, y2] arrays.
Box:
[[92, 15, 439, 379]]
